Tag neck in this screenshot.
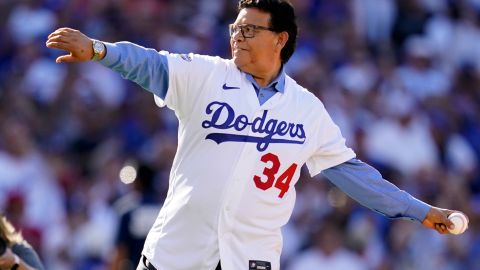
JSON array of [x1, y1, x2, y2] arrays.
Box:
[[251, 62, 282, 87]]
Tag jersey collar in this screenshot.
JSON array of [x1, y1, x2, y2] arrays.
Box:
[[244, 66, 286, 93]]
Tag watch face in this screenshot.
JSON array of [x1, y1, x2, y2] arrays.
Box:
[[93, 42, 103, 53]]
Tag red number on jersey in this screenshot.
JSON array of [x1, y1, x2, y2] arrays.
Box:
[[274, 163, 298, 198], [253, 153, 298, 198], [253, 153, 280, 190]]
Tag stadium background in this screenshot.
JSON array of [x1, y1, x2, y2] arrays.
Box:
[[1, 0, 480, 269]]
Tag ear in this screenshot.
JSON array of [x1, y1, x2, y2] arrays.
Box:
[[276, 32, 289, 50]]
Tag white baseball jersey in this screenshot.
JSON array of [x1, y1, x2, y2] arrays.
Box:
[[101, 43, 355, 270]]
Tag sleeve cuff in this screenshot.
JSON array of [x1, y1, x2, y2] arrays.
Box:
[[98, 42, 121, 67], [404, 196, 431, 223]]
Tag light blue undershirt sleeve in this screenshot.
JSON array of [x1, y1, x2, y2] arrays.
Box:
[[322, 158, 431, 223], [99, 41, 169, 99]]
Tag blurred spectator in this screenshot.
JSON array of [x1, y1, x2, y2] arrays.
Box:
[[351, 0, 396, 47], [0, 214, 44, 270], [364, 95, 439, 176], [7, 0, 57, 45], [110, 162, 161, 270], [394, 36, 450, 100], [0, 117, 66, 258], [334, 46, 379, 96], [391, 0, 431, 51], [287, 218, 368, 270]]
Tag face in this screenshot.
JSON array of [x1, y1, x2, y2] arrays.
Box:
[[230, 8, 285, 75]]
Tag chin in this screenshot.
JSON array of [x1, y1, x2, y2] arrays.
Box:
[[233, 55, 250, 70], [233, 56, 245, 68]]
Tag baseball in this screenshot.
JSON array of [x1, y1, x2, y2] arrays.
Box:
[[448, 212, 468, 235]]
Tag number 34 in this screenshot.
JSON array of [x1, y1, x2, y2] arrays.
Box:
[[253, 153, 298, 198]]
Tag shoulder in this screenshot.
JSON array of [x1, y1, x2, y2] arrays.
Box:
[[163, 53, 235, 78], [164, 52, 230, 67], [285, 75, 326, 109]]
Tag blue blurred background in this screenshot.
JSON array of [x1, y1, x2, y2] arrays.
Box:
[[1, 0, 480, 269]]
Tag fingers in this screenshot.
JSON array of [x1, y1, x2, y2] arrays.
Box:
[[422, 207, 457, 234], [48, 27, 75, 39], [437, 209, 454, 234], [441, 209, 460, 232], [46, 31, 74, 47], [46, 41, 71, 51], [56, 54, 75, 63], [46, 27, 93, 62], [47, 32, 73, 42], [47, 34, 70, 43], [46, 30, 74, 52], [46, 27, 83, 48], [445, 217, 455, 231], [434, 223, 450, 234]]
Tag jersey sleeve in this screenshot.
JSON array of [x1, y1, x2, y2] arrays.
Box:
[[306, 102, 356, 176], [157, 52, 224, 119], [100, 41, 223, 119]]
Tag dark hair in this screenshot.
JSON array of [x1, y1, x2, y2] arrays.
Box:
[[238, 0, 297, 63]]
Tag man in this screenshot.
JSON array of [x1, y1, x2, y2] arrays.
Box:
[[46, 1, 466, 270], [111, 163, 162, 270]]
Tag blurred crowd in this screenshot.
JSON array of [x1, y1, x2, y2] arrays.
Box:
[[0, 0, 480, 269]]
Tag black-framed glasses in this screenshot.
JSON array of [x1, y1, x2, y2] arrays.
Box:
[[229, 23, 275, 38]]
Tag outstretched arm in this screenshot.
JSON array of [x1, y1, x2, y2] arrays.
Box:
[[45, 27, 169, 99], [322, 158, 465, 234]]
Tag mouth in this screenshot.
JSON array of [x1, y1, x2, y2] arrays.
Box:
[[233, 45, 247, 51], [233, 48, 248, 55]]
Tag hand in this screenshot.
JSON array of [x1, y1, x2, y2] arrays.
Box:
[[0, 248, 18, 270], [45, 27, 94, 63], [422, 207, 467, 234]]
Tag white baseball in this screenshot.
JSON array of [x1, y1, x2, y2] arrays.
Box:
[[448, 212, 468, 235]]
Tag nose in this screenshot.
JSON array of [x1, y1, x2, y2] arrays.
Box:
[[231, 29, 244, 42]]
